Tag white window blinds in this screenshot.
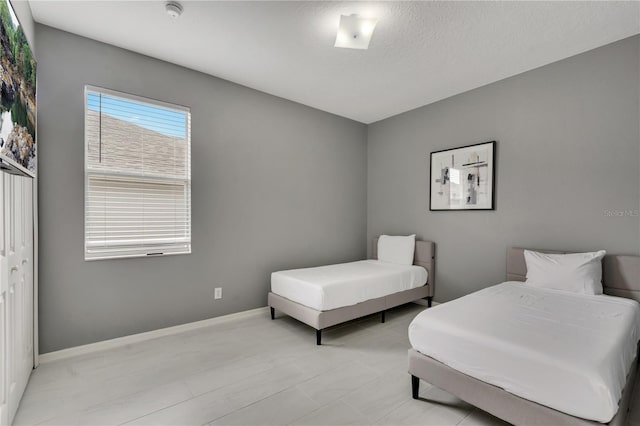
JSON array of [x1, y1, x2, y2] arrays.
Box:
[[84, 86, 191, 260]]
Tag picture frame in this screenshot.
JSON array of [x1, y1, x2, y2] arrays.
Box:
[[0, 0, 37, 177], [429, 141, 496, 211]]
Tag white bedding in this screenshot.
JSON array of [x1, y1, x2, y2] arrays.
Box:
[[271, 260, 428, 311], [408, 282, 640, 423]]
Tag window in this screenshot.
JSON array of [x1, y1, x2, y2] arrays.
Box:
[[84, 86, 191, 260]]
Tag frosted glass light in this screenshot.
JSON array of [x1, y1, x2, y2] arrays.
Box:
[[334, 14, 378, 50]]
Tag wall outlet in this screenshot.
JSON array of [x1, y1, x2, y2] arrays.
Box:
[[214, 287, 222, 300]]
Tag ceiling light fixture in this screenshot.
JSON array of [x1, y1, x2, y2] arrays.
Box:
[[334, 14, 378, 50], [165, 1, 183, 19]]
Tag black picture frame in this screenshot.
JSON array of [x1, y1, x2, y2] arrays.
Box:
[[429, 141, 496, 211]]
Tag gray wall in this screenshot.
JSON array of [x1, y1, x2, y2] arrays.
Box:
[[36, 25, 367, 353], [36, 23, 640, 351], [368, 35, 640, 303]]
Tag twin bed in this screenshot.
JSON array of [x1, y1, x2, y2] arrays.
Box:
[[268, 236, 434, 345], [409, 248, 640, 425]]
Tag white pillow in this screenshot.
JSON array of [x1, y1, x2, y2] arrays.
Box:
[[524, 249, 606, 295], [378, 235, 416, 265]]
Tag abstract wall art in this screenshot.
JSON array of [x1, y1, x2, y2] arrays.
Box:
[[430, 141, 496, 211]]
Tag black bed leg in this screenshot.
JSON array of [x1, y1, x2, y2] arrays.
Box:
[[316, 329, 322, 346], [381, 310, 386, 323], [411, 375, 420, 399], [427, 296, 433, 308], [270, 307, 275, 320]]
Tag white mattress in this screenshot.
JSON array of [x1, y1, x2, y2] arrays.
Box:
[[408, 282, 640, 423], [271, 260, 428, 311]]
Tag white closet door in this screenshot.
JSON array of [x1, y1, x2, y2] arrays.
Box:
[[6, 174, 21, 422], [0, 173, 8, 426], [0, 289, 6, 426], [19, 179, 33, 385], [5, 175, 33, 424]]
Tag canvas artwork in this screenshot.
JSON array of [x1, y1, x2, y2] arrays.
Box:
[[0, 0, 36, 174], [430, 141, 495, 211]]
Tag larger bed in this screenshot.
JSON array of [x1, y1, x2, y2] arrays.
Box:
[[408, 248, 640, 425], [268, 237, 435, 345]]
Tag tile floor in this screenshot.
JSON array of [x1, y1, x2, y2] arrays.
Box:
[[13, 303, 640, 425]]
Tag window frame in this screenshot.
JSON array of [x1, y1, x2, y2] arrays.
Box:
[[83, 85, 192, 261]]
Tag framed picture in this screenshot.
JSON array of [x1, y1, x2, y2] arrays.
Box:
[[0, 0, 37, 176], [430, 141, 496, 211]]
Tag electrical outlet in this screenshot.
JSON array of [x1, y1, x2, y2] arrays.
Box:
[[214, 287, 222, 300]]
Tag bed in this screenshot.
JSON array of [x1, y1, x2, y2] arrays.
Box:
[[268, 237, 435, 345], [408, 248, 640, 425]]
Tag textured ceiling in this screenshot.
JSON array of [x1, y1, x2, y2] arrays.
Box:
[[29, 1, 640, 123]]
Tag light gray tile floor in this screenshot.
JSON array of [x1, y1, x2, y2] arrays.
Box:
[[13, 303, 640, 425]]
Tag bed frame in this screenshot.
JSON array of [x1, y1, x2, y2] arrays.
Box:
[[268, 238, 435, 345], [409, 248, 640, 426]]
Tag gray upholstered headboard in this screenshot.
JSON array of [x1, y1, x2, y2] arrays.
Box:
[[371, 237, 435, 291], [506, 247, 640, 302]]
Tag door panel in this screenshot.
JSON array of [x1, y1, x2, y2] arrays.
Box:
[[0, 172, 7, 426], [4, 176, 33, 425], [18, 178, 32, 405], [6, 280, 16, 423], [6, 175, 19, 422], [0, 290, 7, 426], [22, 181, 32, 363]]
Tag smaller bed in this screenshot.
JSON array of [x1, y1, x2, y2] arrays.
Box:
[[268, 237, 435, 345]]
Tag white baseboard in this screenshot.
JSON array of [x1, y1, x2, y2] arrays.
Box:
[[38, 306, 269, 364]]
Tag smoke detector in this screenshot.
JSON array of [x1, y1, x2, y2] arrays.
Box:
[[165, 1, 183, 19]]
